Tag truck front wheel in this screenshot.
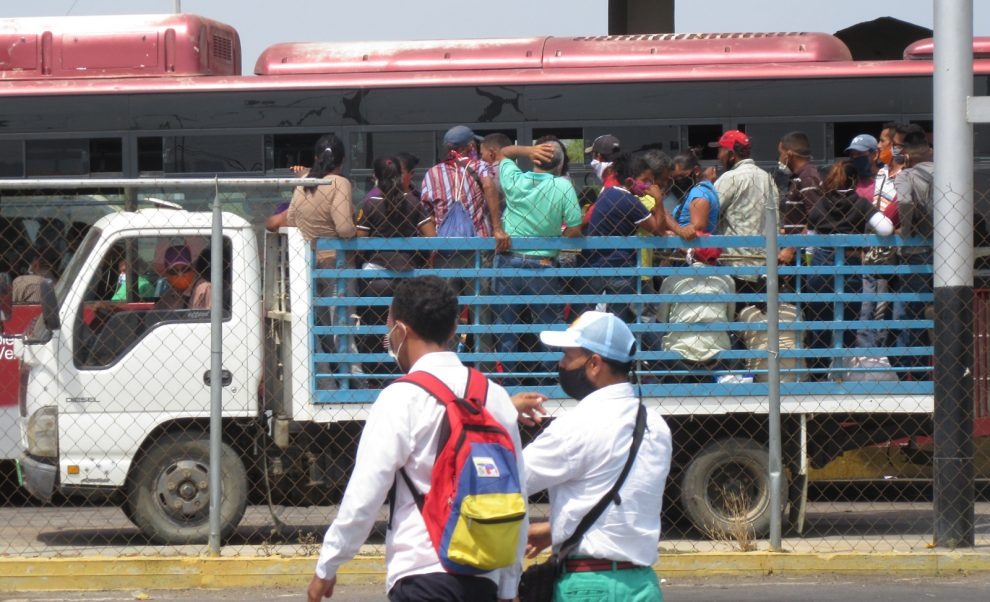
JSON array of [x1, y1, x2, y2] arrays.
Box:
[[125, 432, 248, 545], [680, 437, 784, 540]]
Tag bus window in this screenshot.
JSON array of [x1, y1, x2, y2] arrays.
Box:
[[976, 124, 990, 158], [352, 131, 435, 168], [740, 123, 827, 163], [163, 135, 263, 173], [0, 140, 23, 177], [831, 121, 885, 158], [138, 137, 164, 174], [270, 133, 321, 171], [584, 125, 680, 157], [686, 124, 723, 161], [532, 127, 584, 170], [25, 138, 122, 176]]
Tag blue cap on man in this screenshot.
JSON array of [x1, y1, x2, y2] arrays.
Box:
[[540, 311, 636, 363], [443, 125, 483, 148]]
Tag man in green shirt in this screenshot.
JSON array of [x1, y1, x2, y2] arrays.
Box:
[[491, 137, 583, 382]]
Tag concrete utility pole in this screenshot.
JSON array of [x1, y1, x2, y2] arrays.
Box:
[[932, 0, 975, 548], [174, 1, 181, 14]]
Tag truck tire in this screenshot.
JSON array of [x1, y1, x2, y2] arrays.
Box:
[[680, 438, 783, 539], [125, 432, 247, 545]]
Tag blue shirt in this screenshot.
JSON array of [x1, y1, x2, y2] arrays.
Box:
[[581, 186, 650, 268], [672, 181, 719, 234]]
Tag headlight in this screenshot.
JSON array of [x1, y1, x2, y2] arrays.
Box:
[[26, 405, 57, 458]]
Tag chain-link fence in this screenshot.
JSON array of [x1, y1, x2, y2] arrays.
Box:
[[1, 176, 988, 561]]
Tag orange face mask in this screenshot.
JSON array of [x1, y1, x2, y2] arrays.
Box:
[[879, 146, 893, 166], [167, 271, 195, 292]]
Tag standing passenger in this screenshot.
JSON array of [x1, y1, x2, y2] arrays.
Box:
[[774, 131, 823, 267], [489, 139, 583, 382], [285, 134, 358, 387], [355, 156, 435, 380], [711, 130, 778, 302], [580, 152, 669, 323]]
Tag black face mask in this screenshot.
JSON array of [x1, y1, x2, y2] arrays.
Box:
[[558, 362, 597, 401], [671, 176, 694, 199]]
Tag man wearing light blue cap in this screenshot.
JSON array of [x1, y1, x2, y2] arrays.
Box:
[[522, 311, 673, 601]]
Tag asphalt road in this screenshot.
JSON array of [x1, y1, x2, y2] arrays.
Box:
[[3, 575, 990, 601]]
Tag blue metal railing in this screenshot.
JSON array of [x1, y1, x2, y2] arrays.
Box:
[[309, 234, 934, 403]]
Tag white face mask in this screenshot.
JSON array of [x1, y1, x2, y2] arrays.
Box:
[[590, 159, 610, 181], [384, 322, 407, 366]]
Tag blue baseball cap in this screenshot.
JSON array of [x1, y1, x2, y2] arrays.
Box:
[[443, 125, 482, 148], [845, 134, 878, 153], [540, 311, 636, 363]]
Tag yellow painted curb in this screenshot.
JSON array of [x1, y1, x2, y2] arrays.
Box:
[[1, 553, 989, 592]]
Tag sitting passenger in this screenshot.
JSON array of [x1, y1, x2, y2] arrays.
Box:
[[654, 239, 734, 383], [155, 245, 210, 310], [111, 257, 156, 302], [11, 242, 59, 304]]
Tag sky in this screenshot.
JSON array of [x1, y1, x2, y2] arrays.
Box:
[[4, 1, 988, 72]]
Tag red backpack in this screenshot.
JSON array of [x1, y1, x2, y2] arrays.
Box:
[[395, 368, 526, 574]]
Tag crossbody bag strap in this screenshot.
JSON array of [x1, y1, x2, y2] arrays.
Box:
[[557, 403, 648, 558]]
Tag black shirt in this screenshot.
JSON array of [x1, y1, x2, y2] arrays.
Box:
[[808, 188, 879, 235], [355, 192, 431, 271]]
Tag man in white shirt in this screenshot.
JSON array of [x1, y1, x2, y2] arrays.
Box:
[[307, 276, 526, 602], [525, 311, 673, 601]]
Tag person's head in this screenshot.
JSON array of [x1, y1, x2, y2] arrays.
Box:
[[162, 245, 195, 292], [480, 133, 512, 164], [878, 121, 901, 165], [821, 158, 858, 195], [386, 276, 459, 372], [640, 149, 673, 193], [534, 134, 567, 175], [893, 124, 927, 166], [442, 125, 482, 161], [671, 152, 702, 199], [710, 130, 751, 171], [539, 311, 636, 400], [609, 152, 651, 191], [29, 241, 58, 276], [373, 155, 404, 203], [777, 131, 812, 172], [395, 152, 419, 192], [585, 134, 621, 163], [901, 130, 932, 167], [305, 134, 345, 187], [844, 134, 879, 180]]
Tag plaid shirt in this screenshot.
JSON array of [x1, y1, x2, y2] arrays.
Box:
[[420, 158, 493, 237]]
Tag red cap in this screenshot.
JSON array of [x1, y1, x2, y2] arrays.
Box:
[[709, 130, 751, 150]]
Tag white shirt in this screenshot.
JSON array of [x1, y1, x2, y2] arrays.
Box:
[[523, 383, 672, 567], [314, 352, 527, 598]]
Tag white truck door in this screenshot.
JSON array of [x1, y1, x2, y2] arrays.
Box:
[[56, 232, 251, 488]]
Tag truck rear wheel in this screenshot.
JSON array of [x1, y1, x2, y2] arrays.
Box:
[[125, 432, 247, 545], [680, 437, 783, 540]]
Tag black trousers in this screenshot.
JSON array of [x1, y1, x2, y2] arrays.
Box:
[[388, 572, 497, 602]]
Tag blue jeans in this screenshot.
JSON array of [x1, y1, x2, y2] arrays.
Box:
[[805, 248, 862, 380], [575, 273, 640, 324], [492, 254, 560, 381]]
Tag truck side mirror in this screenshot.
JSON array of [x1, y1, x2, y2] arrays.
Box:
[[39, 278, 60, 331], [0, 272, 11, 322]]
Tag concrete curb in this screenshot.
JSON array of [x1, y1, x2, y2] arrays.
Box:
[[2, 553, 990, 592]]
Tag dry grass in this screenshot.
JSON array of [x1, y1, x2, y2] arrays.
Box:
[[701, 487, 757, 552]]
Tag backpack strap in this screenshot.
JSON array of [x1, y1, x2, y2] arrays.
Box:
[[556, 403, 648, 559], [390, 368, 490, 516]]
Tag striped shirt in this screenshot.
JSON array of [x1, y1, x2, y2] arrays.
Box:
[[420, 158, 494, 237], [779, 162, 823, 235]]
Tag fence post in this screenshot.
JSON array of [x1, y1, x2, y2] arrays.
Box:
[[208, 180, 225, 555], [933, 0, 975, 548], [766, 189, 783, 550]]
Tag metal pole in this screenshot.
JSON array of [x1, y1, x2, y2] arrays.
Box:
[[933, 0, 975, 548], [207, 180, 224, 555], [765, 193, 783, 550], [174, 1, 181, 14]]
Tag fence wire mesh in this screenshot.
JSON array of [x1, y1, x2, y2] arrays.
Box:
[[0, 169, 988, 561]]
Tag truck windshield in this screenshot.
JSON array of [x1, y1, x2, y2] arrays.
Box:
[[27, 226, 103, 342]]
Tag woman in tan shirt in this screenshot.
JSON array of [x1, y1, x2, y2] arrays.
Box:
[[285, 134, 357, 268]]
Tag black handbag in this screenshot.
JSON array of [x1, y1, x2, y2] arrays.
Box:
[[518, 404, 647, 602]]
